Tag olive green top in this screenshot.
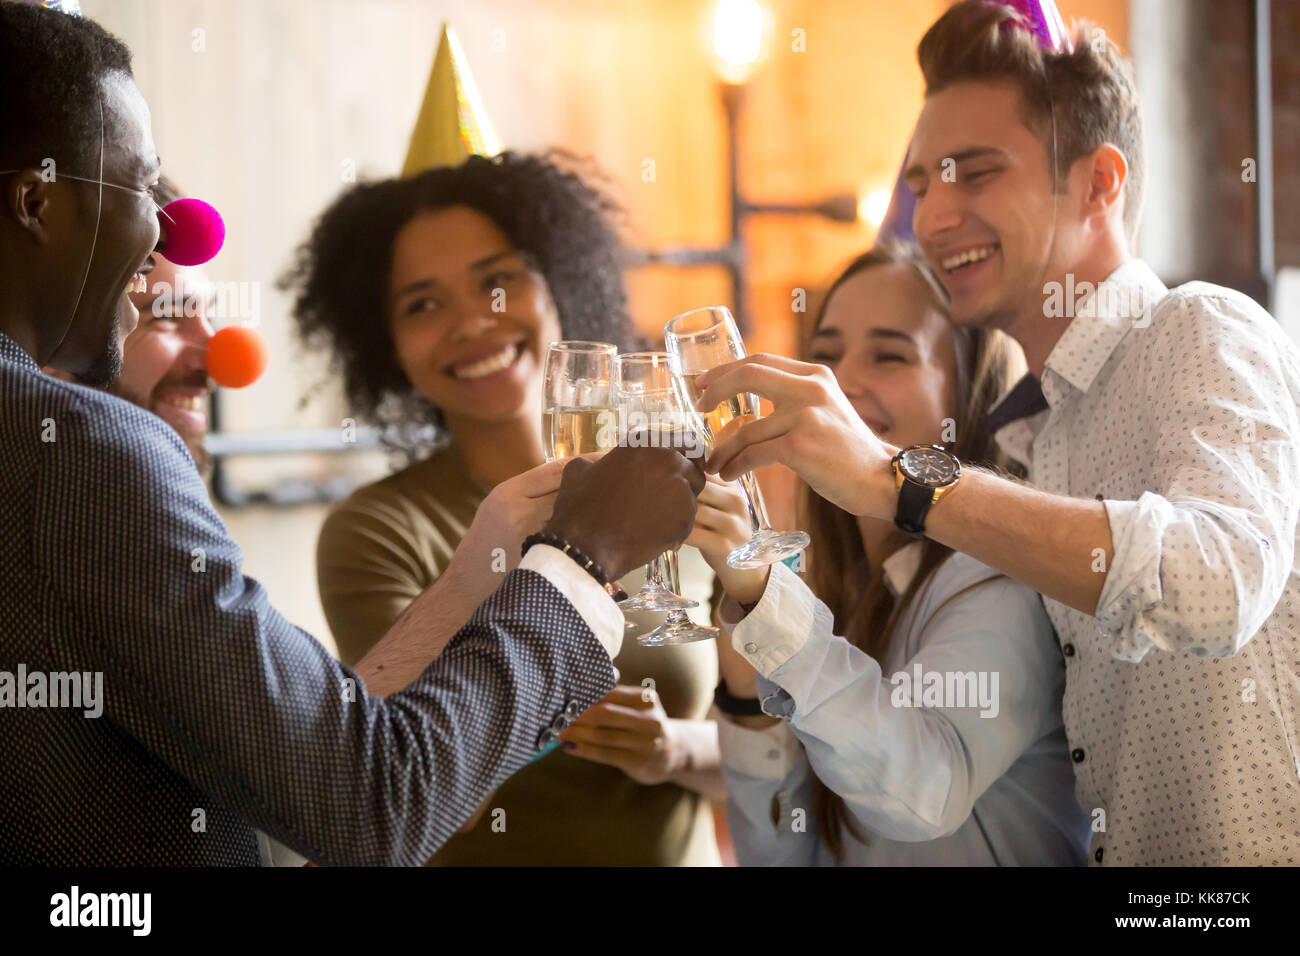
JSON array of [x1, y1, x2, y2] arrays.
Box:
[[316, 446, 721, 866]]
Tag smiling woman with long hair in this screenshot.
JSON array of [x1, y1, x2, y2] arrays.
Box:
[[687, 242, 1090, 865], [285, 150, 722, 866]]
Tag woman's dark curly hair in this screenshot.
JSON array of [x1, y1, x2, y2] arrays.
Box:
[[282, 149, 633, 429]]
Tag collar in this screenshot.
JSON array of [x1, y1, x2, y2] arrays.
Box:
[[1041, 258, 1167, 399], [881, 540, 925, 598], [0, 332, 41, 374]]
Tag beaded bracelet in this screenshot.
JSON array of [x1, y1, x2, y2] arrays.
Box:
[[521, 530, 629, 603]]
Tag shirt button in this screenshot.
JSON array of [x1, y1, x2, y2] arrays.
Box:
[[1095, 493, 1104, 501], [767, 749, 781, 760], [1094, 847, 1104, 864], [1063, 643, 1075, 657], [744, 642, 758, 655], [1072, 748, 1086, 763], [563, 700, 583, 719]]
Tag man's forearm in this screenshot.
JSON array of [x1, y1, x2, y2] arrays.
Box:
[[908, 465, 1114, 616], [354, 555, 483, 697]]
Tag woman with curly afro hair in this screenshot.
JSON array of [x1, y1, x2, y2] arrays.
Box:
[[285, 150, 723, 866]]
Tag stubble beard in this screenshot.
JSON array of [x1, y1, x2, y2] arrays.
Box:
[[78, 313, 125, 388]]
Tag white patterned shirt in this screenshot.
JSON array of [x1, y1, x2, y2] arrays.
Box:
[[988, 259, 1300, 865]]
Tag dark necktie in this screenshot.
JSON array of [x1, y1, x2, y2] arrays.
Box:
[[986, 372, 1048, 435]]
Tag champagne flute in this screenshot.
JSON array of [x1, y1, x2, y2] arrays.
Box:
[[636, 547, 718, 647], [541, 340, 635, 634], [542, 341, 619, 461], [611, 354, 712, 647], [664, 306, 811, 569]]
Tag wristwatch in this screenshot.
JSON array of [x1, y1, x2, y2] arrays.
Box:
[[890, 443, 962, 539]]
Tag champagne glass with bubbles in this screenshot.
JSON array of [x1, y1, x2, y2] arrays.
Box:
[[542, 340, 635, 633], [543, 341, 618, 461], [665, 306, 810, 569], [615, 352, 717, 646]]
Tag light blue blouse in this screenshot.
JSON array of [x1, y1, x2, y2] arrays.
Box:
[[718, 545, 1090, 866]]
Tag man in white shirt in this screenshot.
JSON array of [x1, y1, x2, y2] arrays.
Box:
[[699, 0, 1299, 865]]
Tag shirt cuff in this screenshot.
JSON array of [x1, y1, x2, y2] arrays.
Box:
[[1095, 494, 1171, 661], [715, 710, 801, 781], [519, 544, 623, 660], [730, 559, 816, 676]]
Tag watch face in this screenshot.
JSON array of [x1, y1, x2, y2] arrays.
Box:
[[901, 445, 957, 485]]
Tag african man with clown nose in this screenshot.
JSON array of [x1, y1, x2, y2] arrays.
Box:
[[0, 1, 705, 866]]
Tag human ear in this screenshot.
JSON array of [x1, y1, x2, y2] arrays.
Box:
[[1087, 144, 1128, 216], [6, 169, 54, 245]]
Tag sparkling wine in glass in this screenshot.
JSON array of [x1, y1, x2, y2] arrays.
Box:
[[610, 354, 714, 646], [665, 306, 810, 569], [542, 341, 618, 461], [541, 340, 635, 632]]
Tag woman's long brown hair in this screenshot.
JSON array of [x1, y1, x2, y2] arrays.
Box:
[[799, 242, 1026, 860]]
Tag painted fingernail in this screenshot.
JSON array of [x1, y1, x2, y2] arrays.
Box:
[[561, 741, 576, 751]]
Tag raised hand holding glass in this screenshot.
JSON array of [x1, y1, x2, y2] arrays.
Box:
[[664, 306, 810, 569]]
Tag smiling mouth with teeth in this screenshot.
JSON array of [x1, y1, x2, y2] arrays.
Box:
[[161, 395, 205, 412], [126, 273, 148, 294], [451, 343, 521, 381], [941, 245, 998, 273]]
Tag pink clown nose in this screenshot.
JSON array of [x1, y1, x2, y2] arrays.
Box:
[[156, 197, 225, 266]]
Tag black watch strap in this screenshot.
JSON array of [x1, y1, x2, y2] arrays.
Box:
[[894, 477, 935, 539], [713, 681, 764, 717]]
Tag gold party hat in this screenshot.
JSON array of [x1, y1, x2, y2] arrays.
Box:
[[401, 24, 502, 176]]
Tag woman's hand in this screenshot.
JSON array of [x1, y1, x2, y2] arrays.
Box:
[[685, 475, 770, 606], [558, 684, 688, 786], [454, 459, 568, 586]]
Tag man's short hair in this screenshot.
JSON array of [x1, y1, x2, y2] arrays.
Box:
[[918, 0, 1145, 242], [0, 3, 133, 174]]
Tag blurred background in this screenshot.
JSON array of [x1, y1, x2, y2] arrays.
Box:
[[83, 0, 1299, 653]]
